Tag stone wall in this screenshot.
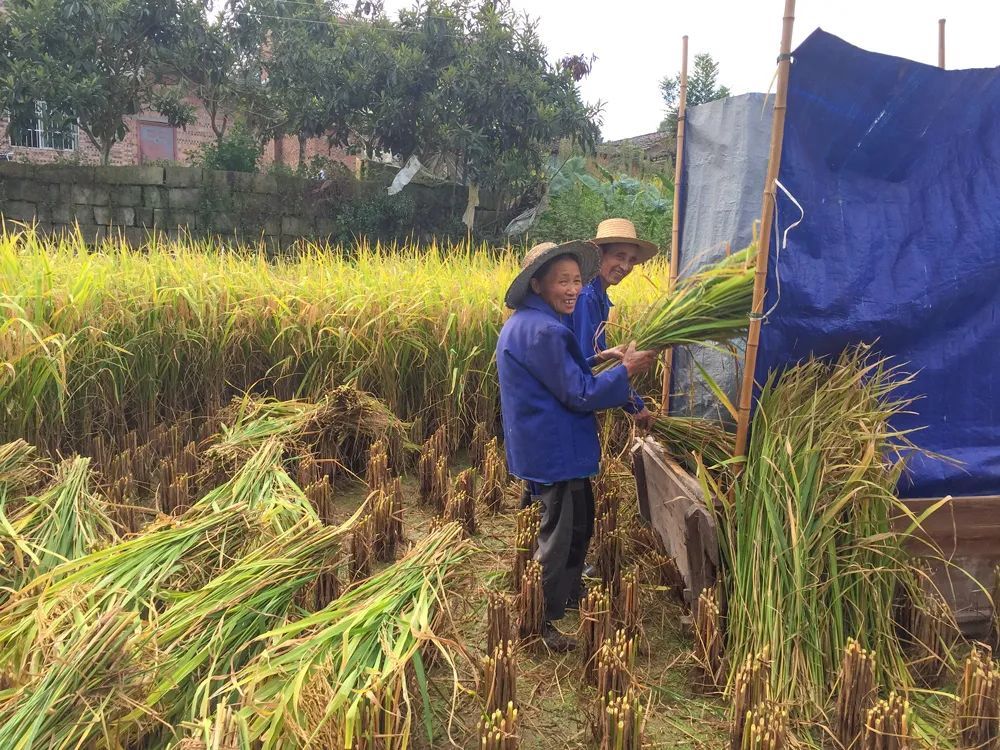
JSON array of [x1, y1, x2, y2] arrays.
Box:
[[0, 162, 475, 247]]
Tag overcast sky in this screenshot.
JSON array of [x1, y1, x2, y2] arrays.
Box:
[[382, 0, 1000, 141]]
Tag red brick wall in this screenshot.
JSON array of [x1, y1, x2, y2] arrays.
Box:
[[3, 96, 358, 172]]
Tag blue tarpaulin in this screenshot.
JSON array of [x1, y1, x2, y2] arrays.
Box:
[[756, 30, 1000, 498]]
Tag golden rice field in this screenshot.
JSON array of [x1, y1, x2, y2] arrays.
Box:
[[0, 228, 668, 453], [0, 228, 731, 749]]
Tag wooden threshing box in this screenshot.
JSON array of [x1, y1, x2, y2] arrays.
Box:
[[633, 437, 1000, 634]]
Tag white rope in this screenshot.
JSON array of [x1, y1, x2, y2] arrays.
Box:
[[761, 178, 805, 321]]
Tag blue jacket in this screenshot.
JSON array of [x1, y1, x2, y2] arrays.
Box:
[[496, 293, 632, 484], [571, 276, 645, 414]]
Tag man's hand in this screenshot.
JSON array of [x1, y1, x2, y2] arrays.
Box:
[[597, 344, 625, 363], [621, 342, 658, 379], [632, 407, 654, 435]]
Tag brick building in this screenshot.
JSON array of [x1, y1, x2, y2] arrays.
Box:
[[1, 96, 358, 172]]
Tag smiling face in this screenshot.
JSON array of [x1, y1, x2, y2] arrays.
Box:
[[599, 242, 642, 287], [529, 255, 583, 315]]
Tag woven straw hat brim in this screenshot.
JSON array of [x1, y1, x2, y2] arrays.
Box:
[[592, 235, 659, 262], [504, 240, 600, 309]]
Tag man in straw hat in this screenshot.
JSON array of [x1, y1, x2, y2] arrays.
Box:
[[572, 217, 660, 433], [497, 240, 657, 651]]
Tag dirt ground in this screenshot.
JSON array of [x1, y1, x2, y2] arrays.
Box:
[[330, 461, 728, 750]]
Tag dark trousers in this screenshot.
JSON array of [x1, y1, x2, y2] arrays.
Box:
[[530, 478, 595, 622]]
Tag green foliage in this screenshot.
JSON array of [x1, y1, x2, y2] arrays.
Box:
[[0, 0, 199, 164], [195, 125, 262, 173], [532, 159, 673, 248], [330, 186, 466, 245], [659, 52, 731, 134]]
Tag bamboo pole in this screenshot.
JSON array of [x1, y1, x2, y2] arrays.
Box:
[[733, 0, 797, 459], [660, 35, 689, 410], [938, 19, 946, 69]]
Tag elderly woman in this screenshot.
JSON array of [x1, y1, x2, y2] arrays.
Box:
[[496, 240, 656, 651]]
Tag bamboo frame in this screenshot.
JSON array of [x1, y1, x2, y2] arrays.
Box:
[[938, 19, 946, 69], [660, 35, 689, 410], [733, 0, 797, 459]]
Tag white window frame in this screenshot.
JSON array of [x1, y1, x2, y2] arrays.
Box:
[[8, 101, 79, 151]]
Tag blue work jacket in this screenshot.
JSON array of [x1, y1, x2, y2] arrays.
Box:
[[496, 292, 632, 484], [571, 276, 645, 414]]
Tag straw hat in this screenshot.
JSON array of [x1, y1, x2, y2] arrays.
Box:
[[592, 218, 659, 262], [504, 240, 600, 309]]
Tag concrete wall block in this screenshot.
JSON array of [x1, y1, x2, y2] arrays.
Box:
[[37, 165, 96, 184], [6, 179, 58, 204], [252, 173, 278, 193], [135, 207, 154, 227], [1, 200, 40, 222], [264, 218, 281, 237], [93, 206, 112, 226], [281, 215, 312, 236], [110, 185, 142, 206], [167, 188, 201, 210], [153, 208, 170, 226], [0, 163, 37, 180], [172, 210, 197, 228], [232, 172, 256, 192], [51, 204, 73, 224], [314, 217, 337, 238], [66, 184, 110, 206], [164, 166, 202, 188], [71, 205, 95, 224], [142, 186, 167, 208], [94, 165, 165, 186], [212, 213, 235, 233], [114, 207, 136, 226], [123, 227, 149, 247]]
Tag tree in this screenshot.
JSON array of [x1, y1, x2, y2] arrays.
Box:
[[0, 0, 198, 164], [658, 52, 730, 133], [365, 0, 600, 194], [166, 0, 268, 144]]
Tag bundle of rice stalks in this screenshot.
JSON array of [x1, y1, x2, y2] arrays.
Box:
[[481, 640, 517, 715], [703, 348, 933, 713], [596, 629, 636, 699], [862, 693, 911, 750], [1, 456, 117, 588], [172, 701, 248, 750], [234, 523, 473, 749], [431, 456, 449, 514], [304, 475, 334, 524], [693, 586, 725, 694], [651, 415, 733, 471], [189, 439, 320, 534], [512, 505, 540, 590], [739, 703, 789, 750], [0, 606, 140, 749], [487, 591, 512, 656], [471, 422, 490, 469], [313, 563, 341, 611], [599, 688, 644, 750], [350, 514, 375, 583], [208, 388, 406, 474], [479, 439, 507, 514], [518, 560, 544, 641], [617, 569, 640, 639], [125, 521, 348, 738], [835, 639, 878, 750], [595, 522, 624, 596], [480, 703, 519, 750], [296, 453, 322, 489], [956, 644, 1000, 749], [0, 439, 42, 496], [581, 587, 613, 684], [366, 438, 391, 493], [371, 479, 403, 563], [445, 469, 478, 535], [155, 458, 194, 516], [730, 647, 771, 750], [599, 245, 752, 359], [906, 588, 957, 688]]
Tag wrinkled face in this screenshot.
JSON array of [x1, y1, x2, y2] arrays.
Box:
[[600, 243, 642, 286], [530, 256, 582, 315]]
